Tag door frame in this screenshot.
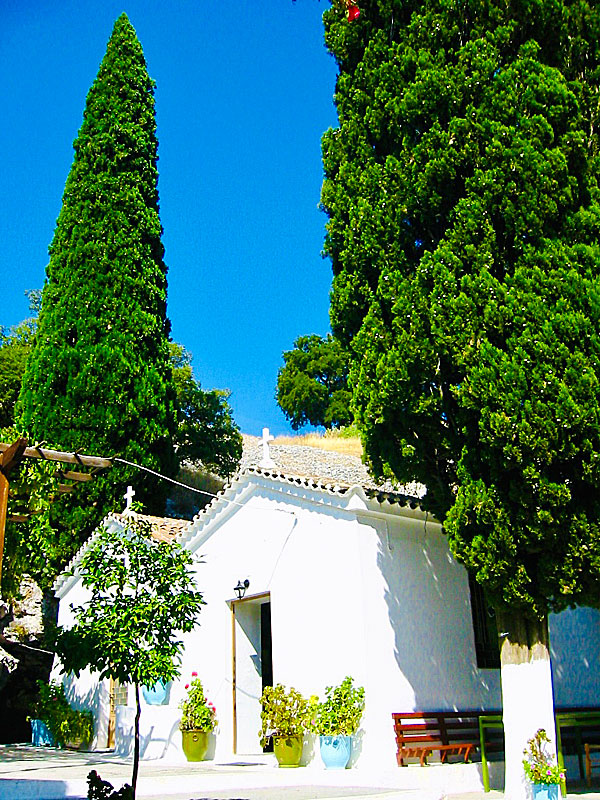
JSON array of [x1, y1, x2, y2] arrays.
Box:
[[230, 591, 271, 754]]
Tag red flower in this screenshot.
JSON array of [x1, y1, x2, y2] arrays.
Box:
[[347, 5, 360, 20], [191, 671, 198, 677], [185, 684, 189, 689]]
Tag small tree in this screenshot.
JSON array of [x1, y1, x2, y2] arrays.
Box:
[[55, 514, 204, 799], [170, 343, 242, 477], [276, 334, 352, 430]]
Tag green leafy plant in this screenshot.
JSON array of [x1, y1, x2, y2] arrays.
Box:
[[32, 680, 93, 748], [523, 729, 565, 785], [310, 676, 365, 736], [179, 674, 217, 731], [259, 683, 311, 748]]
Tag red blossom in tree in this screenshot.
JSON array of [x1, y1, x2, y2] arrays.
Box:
[[347, 5, 360, 20]]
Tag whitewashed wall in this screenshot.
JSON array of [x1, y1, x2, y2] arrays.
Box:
[[54, 477, 600, 769], [53, 574, 110, 749]]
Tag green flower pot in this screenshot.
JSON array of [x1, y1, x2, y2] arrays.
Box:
[[273, 735, 303, 767], [181, 729, 210, 761]]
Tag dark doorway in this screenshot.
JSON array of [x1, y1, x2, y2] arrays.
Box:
[[260, 602, 273, 692], [260, 601, 273, 752]]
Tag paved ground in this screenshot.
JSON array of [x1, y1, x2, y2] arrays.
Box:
[[3, 745, 600, 800]]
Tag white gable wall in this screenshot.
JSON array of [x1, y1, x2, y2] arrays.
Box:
[[176, 479, 506, 767]]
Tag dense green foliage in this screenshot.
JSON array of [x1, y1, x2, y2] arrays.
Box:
[[0, 426, 61, 596], [55, 514, 204, 797], [16, 14, 177, 550], [322, 0, 600, 617], [276, 334, 352, 429], [33, 680, 93, 748], [0, 319, 35, 429], [170, 343, 242, 476]]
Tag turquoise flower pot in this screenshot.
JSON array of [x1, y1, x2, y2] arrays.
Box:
[[142, 681, 168, 705], [30, 719, 54, 746], [532, 783, 560, 800], [319, 734, 352, 769]]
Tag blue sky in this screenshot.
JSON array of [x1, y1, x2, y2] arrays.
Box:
[[1, 0, 338, 436]]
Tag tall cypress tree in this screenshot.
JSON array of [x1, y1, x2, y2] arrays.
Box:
[[17, 14, 177, 554], [322, 1, 600, 795]]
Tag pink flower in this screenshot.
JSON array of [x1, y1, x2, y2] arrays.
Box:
[[191, 671, 198, 677], [185, 684, 189, 689]]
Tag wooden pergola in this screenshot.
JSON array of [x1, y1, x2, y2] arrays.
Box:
[[0, 438, 113, 587]]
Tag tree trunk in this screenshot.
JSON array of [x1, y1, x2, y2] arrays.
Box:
[[495, 608, 557, 800], [132, 682, 141, 800]]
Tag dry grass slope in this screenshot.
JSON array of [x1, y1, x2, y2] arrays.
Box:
[[272, 432, 363, 458]]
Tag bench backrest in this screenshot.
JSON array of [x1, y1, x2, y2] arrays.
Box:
[[392, 711, 481, 749]]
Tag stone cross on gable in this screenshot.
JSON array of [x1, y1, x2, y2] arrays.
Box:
[[259, 427, 276, 469], [123, 485, 135, 514]]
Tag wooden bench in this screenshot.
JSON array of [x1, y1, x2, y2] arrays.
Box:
[[392, 711, 481, 766]]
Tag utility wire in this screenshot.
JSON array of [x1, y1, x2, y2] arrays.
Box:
[[113, 456, 294, 517]]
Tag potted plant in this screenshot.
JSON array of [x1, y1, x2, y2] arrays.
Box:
[[523, 728, 565, 800], [310, 676, 365, 769], [259, 684, 311, 767], [32, 680, 93, 749], [142, 680, 169, 706], [179, 673, 217, 761]]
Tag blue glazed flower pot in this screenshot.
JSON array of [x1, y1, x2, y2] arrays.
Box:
[[319, 734, 352, 769], [142, 681, 168, 705], [30, 718, 54, 746], [532, 783, 560, 800]]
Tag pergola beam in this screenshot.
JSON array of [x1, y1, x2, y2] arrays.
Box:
[[0, 439, 113, 591], [0, 442, 112, 470]]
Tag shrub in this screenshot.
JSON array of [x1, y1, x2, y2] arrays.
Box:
[[33, 680, 93, 748], [310, 676, 365, 736], [259, 684, 311, 748]]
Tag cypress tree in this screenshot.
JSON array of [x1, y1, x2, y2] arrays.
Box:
[[17, 14, 177, 554], [322, 1, 600, 794]]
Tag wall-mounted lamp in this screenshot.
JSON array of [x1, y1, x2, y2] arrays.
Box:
[[234, 579, 250, 600]]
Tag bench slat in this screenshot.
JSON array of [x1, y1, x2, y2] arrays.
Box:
[[393, 711, 482, 767]]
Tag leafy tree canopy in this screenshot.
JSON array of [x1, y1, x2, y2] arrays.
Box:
[[322, 0, 600, 618], [170, 343, 242, 477], [276, 334, 353, 430]]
